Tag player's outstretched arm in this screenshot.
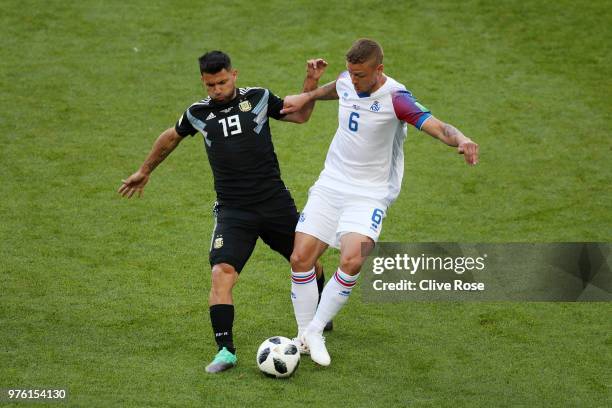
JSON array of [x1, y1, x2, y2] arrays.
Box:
[[117, 127, 183, 198], [420, 116, 479, 165], [281, 80, 339, 116], [282, 59, 329, 123]]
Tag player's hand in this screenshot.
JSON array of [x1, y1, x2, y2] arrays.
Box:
[[118, 170, 150, 198], [281, 93, 312, 114], [306, 58, 328, 81], [458, 141, 479, 165]]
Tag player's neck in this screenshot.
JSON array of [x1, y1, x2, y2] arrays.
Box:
[[213, 88, 238, 105], [225, 88, 238, 103], [369, 75, 387, 95]]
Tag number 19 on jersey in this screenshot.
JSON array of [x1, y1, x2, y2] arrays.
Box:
[[219, 115, 242, 137]]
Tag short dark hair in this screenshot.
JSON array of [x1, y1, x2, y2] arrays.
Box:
[[198, 51, 232, 74], [345, 38, 383, 65]]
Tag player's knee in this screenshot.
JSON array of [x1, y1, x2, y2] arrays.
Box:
[[290, 250, 314, 272], [339, 254, 364, 276], [211, 264, 236, 293]]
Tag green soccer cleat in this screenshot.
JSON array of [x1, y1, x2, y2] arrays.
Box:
[[205, 347, 237, 373]]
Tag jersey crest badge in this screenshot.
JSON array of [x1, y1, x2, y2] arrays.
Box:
[[370, 101, 381, 112], [214, 237, 224, 249], [239, 100, 252, 112]]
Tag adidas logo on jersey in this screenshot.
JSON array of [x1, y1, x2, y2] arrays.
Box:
[[206, 112, 216, 120]]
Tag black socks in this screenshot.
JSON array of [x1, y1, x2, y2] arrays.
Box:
[[209, 304, 235, 354], [210, 270, 325, 355]]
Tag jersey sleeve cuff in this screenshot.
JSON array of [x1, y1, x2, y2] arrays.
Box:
[[416, 113, 432, 130]]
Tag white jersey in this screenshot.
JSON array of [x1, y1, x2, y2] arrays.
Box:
[[314, 71, 431, 205]]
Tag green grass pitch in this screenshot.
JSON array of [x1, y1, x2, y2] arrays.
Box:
[[1, 1, 610, 406]]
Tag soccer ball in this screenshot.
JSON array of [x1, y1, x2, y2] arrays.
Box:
[[256, 336, 300, 378]]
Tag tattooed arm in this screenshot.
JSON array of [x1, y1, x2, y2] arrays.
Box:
[[118, 127, 183, 198], [281, 80, 339, 115], [310, 80, 340, 100], [420, 116, 479, 165]]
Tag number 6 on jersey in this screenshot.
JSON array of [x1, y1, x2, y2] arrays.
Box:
[[348, 111, 359, 132]]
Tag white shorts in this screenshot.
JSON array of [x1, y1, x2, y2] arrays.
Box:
[[296, 185, 387, 248]]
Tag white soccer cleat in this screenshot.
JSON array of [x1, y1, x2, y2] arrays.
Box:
[[302, 331, 330, 366], [292, 336, 310, 355]]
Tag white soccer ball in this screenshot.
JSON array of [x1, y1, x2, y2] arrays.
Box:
[[256, 336, 300, 378]]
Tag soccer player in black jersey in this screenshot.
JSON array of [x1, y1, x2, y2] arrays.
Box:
[[118, 51, 328, 373]]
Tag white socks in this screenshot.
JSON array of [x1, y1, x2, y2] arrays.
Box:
[[291, 268, 318, 336], [308, 268, 359, 334]]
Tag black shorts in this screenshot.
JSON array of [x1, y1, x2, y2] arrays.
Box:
[[209, 190, 298, 273]]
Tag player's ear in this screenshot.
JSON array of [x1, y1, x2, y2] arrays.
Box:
[[376, 64, 384, 75], [232, 69, 238, 80]]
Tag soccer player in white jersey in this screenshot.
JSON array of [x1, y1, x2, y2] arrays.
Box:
[[281, 39, 479, 366]]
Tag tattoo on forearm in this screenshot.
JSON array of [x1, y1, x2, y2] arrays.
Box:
[[145, 145, 170, 173], [442, 123, 466, 145], [316, 81, 338, 100], [443, 124, 459, 138]]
